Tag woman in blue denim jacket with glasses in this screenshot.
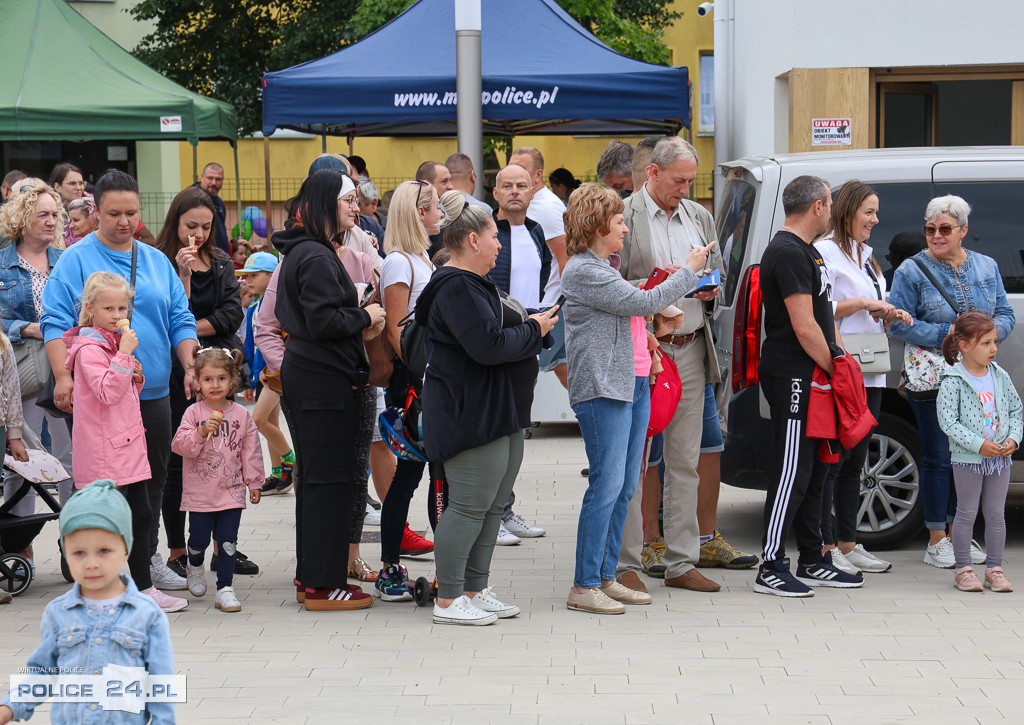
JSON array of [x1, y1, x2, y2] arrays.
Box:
[[887, 194, 1014, 570]]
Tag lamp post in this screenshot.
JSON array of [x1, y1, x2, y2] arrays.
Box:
[[455, 0, 483, 197]]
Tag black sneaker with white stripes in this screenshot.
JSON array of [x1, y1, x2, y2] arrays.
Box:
[[796, 551, 864, 588], [753, 558, 813, 598]]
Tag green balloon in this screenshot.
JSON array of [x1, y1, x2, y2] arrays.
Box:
[[231, 222, 241, 238], [242, 219, 253, 240]]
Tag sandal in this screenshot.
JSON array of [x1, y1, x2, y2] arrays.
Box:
[[348, 558, 379, 582]]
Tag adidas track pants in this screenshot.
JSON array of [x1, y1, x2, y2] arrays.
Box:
[[760, 373, 826, 566]]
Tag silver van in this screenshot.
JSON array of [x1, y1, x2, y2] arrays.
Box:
[[712, 147, 1024, 548]]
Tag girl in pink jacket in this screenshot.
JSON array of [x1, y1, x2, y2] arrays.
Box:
[[64, 271, 163, 603], [171, 348, 263, 614]]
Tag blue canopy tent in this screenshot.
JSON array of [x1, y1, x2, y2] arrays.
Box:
[[262, 0, 689, 137]]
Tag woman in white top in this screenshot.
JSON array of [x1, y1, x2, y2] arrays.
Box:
[[814, 181, 911, 575], [374, 180, 441, 599]]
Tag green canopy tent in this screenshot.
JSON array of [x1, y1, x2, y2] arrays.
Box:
[[0, 0, 240, 217]]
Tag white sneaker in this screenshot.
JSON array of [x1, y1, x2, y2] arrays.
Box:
[[215, 586, 242, 613], [845, 544, 892, 573], [433, 595, 497, 625], [185, 561, 207, 597], [827, 548, 860, 576], [503, 512, 546, 538], [496, 523, 521, 546], [970, 539, 987, 565], [143, 586, 188, 613], [150, 554, 188, 591], [364, 502, 381, 527], [924, 537, 955, 568], [470, 586, 520, 618]]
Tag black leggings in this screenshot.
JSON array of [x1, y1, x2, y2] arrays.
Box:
[[118, 481, 153, 590], [821, 387, 883, 544], [188, 508, 243, 591], [140, 397, 172, 562], [162, 371, 191, 551], [380, 360, 425, 564]]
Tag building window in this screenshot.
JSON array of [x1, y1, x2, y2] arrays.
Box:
[[698, 52, 714, 136]]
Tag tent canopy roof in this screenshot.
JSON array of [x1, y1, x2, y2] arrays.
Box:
[[262, 0, 689, 137], [0, 0, 236, 143]]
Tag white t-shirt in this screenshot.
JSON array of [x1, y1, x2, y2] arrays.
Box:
[[508, 224, 542, 309], [380, 251, 434, 313], [814, 235, 887, 388], [526, 185, 566, 305]]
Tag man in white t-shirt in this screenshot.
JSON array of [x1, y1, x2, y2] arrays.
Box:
[[480, 162, 551, 544], [508, 146, 569, 387]]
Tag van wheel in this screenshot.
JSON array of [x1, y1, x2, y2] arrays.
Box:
[[855, 412, 924, 550]]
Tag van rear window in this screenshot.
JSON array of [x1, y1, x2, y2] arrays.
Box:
[[871, 181, 1024, 293], [716, 179, 756, 306]]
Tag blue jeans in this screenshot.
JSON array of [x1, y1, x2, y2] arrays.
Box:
[[573, 377, 650, 588], [908, 397, 956, 530]]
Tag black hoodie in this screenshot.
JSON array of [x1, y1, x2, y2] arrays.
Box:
[[272, 225, 371, 384], [415, 266, 543, 462]]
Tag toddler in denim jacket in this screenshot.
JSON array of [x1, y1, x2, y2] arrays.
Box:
[[0, 480, 174, 724]]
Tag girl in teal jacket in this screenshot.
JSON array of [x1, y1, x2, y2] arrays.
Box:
[[937, 313, 1022, 593]]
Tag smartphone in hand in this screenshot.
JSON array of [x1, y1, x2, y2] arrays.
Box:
[[642, 267, 669, 290]]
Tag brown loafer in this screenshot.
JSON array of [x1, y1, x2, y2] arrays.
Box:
[[616, 570, 649, 594], [665, 568, 721, 592]]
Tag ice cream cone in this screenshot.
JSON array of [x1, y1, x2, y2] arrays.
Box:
[[116, 319, 130, 332], [205, 409, 224, 440]]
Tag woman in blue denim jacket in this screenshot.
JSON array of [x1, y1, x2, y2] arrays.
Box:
[[887, 194, 1015, 570], [0, 182, 74, 571]]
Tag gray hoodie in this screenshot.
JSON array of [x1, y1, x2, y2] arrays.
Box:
[[561, 249, 697, 406]]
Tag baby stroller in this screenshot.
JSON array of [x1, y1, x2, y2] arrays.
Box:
[[0, 431, 68, 597]]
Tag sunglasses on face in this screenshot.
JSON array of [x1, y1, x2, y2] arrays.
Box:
[[923, 224, 960, 238]]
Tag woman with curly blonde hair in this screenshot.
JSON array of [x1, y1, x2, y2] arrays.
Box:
[[560, 183, 713, 615], [0, 181, 73, 571]]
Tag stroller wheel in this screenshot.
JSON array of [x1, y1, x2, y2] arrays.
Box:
[[1, 554, 33, 596]]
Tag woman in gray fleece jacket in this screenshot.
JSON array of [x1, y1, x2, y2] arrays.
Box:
[[560, 184, 715, 615]]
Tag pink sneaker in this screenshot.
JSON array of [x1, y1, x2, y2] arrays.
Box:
[[144, 586, 189, 612], [954, 566, 983, 592], [985, 567, 1014, 592]]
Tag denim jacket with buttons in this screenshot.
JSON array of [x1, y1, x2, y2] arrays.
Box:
[[1, 576, 174, 724], [0, 244, 63, 344], [887, 250, 1014, 349]]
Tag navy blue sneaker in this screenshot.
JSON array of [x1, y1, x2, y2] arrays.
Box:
[[373, 564, 413, 602], [796, 551, 864, 588], [753, 558, 814, 598]]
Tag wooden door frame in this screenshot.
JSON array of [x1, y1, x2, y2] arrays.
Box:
[[876, 82, 938, 147]]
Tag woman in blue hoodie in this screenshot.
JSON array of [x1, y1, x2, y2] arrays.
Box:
[[40, 169, 199, 610]]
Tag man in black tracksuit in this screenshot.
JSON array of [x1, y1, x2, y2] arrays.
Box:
[[754, 175, 863, 597]]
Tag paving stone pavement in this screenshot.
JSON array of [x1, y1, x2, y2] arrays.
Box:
[[3, 423, 1024, 724]]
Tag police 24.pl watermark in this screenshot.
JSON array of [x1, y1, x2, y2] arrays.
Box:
[[11, 665, 185, 714]]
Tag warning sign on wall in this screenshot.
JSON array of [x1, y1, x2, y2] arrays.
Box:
[[812, 118, 852, 146]]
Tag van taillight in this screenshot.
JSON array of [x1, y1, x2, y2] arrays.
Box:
[[732, 265, 761, 394]]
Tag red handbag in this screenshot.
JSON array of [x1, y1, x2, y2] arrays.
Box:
[[647, 350, 682, 438]]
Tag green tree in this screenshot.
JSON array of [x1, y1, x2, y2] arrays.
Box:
[[130, 0, 680, 136]]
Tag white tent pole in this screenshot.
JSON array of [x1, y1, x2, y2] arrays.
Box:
[[455, 0, 483, 197]]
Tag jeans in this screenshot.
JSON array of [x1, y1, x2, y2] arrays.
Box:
[[188, 508, 243, 591], [572, 377, 650, 588], [908, 396, 956, 530]]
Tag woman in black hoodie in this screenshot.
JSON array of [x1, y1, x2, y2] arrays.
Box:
[[416, 191, 558, 626], [273, 170, 386, 611], [152, 186, 245, 586]]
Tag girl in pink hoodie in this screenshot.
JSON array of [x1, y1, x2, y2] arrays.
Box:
[[63, 272, 180, 608], [171, 348, 263, 613]]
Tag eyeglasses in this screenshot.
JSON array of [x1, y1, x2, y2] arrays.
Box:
[[923, 223, 960, 238], [338, 194, 360, 207], [17, 184, 35, 194], [412, 179, 430, 207]]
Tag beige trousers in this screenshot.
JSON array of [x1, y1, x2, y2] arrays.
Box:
[[617, 335, 707, 579]]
